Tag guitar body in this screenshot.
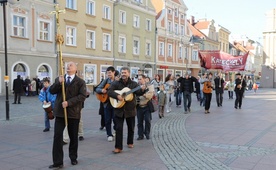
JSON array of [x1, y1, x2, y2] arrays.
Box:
[[96, 84, 110, 102], [203, 81, 213, 93], [110, 87, 134, 108]]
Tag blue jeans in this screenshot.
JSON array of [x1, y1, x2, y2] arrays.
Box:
[[175, 90, 182, 106], [183, 91, 191, 111], [104, 103, 115, 137], [44, 112, 50, 129], [137, 106, 151, 138], [200, 90, 205, 106]]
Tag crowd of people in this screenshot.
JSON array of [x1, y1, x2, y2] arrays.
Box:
[[11, 63, 254, 168]]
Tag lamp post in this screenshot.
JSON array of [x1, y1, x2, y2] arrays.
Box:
[[1, 0, 9, 120]]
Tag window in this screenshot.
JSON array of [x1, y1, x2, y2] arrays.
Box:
[[168, 44, 173, 57], [181, 25, 185, 36], [178, 46, 183, 59], [168, 21, 172, 32], [38, 21, 50, 41], [87, 0, 95, 15], [66, 0, 77, 10], [146, 19, 151, 31], [168, 9, 172, 14], [175, 23, 178, 35], [134, 0, 143, 3], [86, 30, 95, 49], [133, 15, 140, 28], [133, 39, 139, 55], [159, 42, 164, 56], [103, 33, 111, 51], [118, 36, 126, 53], [119, 10, 126, 24], [66, 26, 76, 46], [146, 42, 151, 56], [13, 15, 26, 37], [174, 8, 178, 17], [192, 50, 198, 61], [103, 5, 110, 20], [181, 14, 184, 19]]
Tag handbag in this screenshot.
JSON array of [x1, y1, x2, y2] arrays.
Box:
[[147, 95, 158, 113]]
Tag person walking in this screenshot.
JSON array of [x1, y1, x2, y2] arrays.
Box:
[[202, 73, 214, 114], [199, 73, 207, 107], [157, 83, 166, 118], [48, 61, 86, 168], [136, 75, 154, 140], [95, 66, 117, 142], [214, 73, 225, 107], [175, 74, 182, 107], [108, 67, 146, 154], [234, 73, 246, 109], [252, 82, 258, 94], [38, 78, 56, 132], [177, 73, 197, 114], [12, 75, 24, 104], [164, 74, 176, 113], [31, 78, 37, 96], [228, 79, 235, 99]]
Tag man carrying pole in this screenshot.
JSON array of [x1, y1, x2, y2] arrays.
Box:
[[48, 5, 86, 169]]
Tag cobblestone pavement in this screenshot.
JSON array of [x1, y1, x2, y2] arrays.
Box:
[[0, 88, 276, 169]]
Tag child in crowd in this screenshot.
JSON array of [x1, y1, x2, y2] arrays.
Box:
[[157, 84, 166, 118], [252, 82, 258, 94]]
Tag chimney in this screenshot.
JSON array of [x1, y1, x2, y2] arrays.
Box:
[[190, 16, 195, 25]]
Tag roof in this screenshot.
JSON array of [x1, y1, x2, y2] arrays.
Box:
[[194, 20, 210, 29]]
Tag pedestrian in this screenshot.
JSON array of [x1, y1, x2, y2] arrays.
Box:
[[136, 74, 154, 140], [157, 83, 166, 118], [12, 75, 24, 104], [164, 74, 176, 113], [151, 74, 162, 94], [175, 74, 182, 107], [31, 78, 37, 96], [95, 66, 117, 142], [228, 79, 235, 99], [234, 73, 246, 109], [24, 76, 31, 96], [199, 73, 207, 107], [214, 73, 225, 107], [108, 67, 146, 154], [202, 72, 214, 114], [38, 77, 56, 132], [48, 61, 86, 168], [98, 102, 105, 130], [252, 82, 258, 94], [195, 76, 201, 102], [36, 76, 41, 95], [177, 73, 197, 114]]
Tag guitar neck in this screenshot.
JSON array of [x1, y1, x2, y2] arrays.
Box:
[[125, 86, 141, 96]]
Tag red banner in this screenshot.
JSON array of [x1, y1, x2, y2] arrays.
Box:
[[198, 50, 249, 71]]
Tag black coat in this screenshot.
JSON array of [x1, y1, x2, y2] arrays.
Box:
[[214, 77, 225, 94], [234, 78, 246, 92], [50, 75, 87, 119], [177, 76, 197, 93], [13, 77, 24, 93], [108, 77, 144, 118]]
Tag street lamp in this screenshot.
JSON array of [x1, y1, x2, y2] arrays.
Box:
[[0, 0, 9, 120]]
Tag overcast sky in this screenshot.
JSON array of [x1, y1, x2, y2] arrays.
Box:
[[184, 0, 276, 42]]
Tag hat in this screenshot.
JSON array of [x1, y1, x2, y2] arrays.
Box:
[[236, 73, 241, 76]]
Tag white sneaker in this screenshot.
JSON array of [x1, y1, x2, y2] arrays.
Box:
[[107, 136, 113, 142], [166, 109, 170, 113], [169, 107, 172, 112]]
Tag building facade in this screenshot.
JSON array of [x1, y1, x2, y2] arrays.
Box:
[[0, 0, 56, 94]]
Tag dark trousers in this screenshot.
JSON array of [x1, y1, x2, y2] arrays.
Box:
[[183, 91, 191, 111], [175, 90, 182, 106], [52, 117, 80, 165], [235, 91, 244, 108], [14, 92, 21, 103], [99, 102, 105, 128], [216, 93, 223, 106], [114, 115, 135, 150], [228, 91, 233, 99], [104, 103, 115, 136], [204, 93, 212, 111], [137, 106, 151, 138]]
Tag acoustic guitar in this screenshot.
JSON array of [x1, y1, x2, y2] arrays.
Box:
[[203, 81, 213, 93], [96, 83, 110, 103], [110, 86, 141, 108]]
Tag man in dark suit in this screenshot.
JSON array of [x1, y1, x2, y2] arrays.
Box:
[[49, 61, 86, 169], [214, 73, 225, 107], [234, 73, 246, 109], [12, 75, 24, 104]]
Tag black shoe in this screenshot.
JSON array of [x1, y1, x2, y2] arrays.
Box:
[[146, 136, 150, 140], [235, 106, 238, 109], [18, 102, 22, 104], [49, 164, 63, 169], [43, 128, 50, 132], [99, 126, 104, 130], [137, 137, 144, 140], [79, 136, 84, 141], [71, 160, 78, 165], [12, 102, 16, 104]]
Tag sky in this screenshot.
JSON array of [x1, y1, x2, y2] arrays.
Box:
[[184, 0, 276, 42]]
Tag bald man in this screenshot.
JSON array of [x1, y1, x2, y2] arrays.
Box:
[[49, 61, 87, 169]]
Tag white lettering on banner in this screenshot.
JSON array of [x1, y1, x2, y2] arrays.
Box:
[[211, 56, 244, 66]]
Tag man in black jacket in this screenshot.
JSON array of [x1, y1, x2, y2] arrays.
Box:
[[214, 73, 225, 107], [49, 61, 86, 169], [234, 73, 246, 109], [12, 75, 24, 104], [108, 67, 145, 154], [177, 73, 197, 114]]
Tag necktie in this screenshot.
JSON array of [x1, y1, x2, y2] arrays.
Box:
[[66, 76, 71, 86]]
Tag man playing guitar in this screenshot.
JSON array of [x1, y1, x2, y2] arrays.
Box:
[[95, 66, 117, 142]]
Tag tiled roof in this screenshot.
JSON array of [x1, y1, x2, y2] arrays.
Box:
[[194, 21, 210, 29], [187, 21, 206, 38]]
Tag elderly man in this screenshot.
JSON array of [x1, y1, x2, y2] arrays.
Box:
[[49, 61, 86, 169]]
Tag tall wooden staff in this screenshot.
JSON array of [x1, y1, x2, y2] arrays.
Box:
[[50, 5, 67, 126]]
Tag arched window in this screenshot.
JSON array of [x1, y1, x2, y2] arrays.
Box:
[[38, 65, 49, 77], [13, 63, 26, 72]]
